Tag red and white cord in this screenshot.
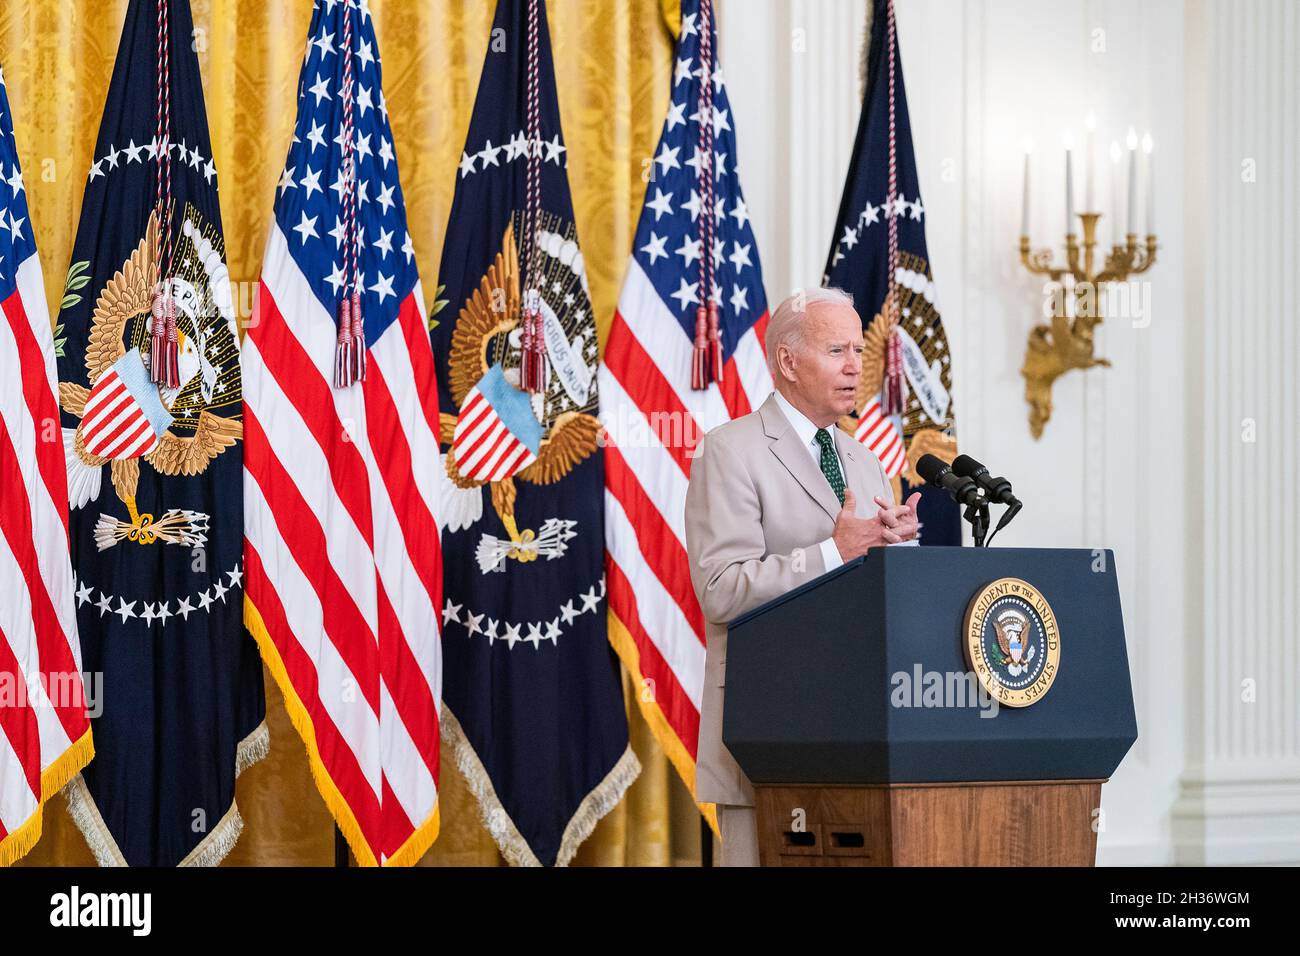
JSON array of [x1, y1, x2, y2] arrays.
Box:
[[882, 0, 904, 416], [519, 0, 547, 393], [149, 0, 179, 387], [335, 0, 366, 388], [691, 0, 722, 390]]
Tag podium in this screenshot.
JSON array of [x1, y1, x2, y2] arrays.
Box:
[[722, 546, 1138, 866]]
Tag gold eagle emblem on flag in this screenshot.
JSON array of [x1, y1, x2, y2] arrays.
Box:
[[438, 221, 600, 570], [58, 210, 242, 550]]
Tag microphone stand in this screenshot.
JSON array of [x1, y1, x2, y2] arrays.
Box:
[[965, 499, 990, 548]]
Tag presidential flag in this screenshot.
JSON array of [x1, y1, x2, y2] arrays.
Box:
[[599, 0, 771, 812], [54, 0, 266, 866], [432, 0, 639, 867], [824, 0, 960, 544], [243, 0, 443, 867], [0, 63, 94, 867]]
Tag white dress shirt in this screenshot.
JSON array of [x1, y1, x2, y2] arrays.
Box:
[[771, 390, 848, 571]]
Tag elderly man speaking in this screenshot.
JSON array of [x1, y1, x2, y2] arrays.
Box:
[[684, 287, 921, 867]]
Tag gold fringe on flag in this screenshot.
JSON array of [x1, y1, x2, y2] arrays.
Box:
[[63, 722, 266, 868], [244, 598, 441, 867], [0, 724, 95, 867], [441, 705, 641, 867], [607, 610, 719, 837]]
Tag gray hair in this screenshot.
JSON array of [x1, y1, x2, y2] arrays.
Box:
[[765, 286, 855, 376]]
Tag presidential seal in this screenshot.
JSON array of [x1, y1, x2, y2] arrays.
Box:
[[963, 577, 1060, 707]]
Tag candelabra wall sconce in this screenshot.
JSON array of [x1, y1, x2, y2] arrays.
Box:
[[1018, 123, 1159, 438]]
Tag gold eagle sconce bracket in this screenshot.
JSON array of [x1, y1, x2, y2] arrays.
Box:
[[1019, 213, 1157, 438]]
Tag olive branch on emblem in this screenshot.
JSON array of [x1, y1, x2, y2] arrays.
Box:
[[428, 283, 449, 331], [989, 642, 1009, 668], [53, 259, 92, 357]]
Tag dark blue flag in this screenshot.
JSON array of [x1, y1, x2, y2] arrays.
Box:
[[824, 0, 961, 545], [55, 0, 265, 866], [432, 0, 639, 866]]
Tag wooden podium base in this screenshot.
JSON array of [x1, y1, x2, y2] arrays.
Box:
[[754, 780, 1103, 866]]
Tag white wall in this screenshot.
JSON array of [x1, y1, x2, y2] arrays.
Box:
[[717, 0, 1299, 865], [1172, 0, 1300, 866]]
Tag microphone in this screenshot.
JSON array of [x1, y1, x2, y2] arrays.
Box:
[[952, 454, 1022, 509], [916, 454, 983, 507]]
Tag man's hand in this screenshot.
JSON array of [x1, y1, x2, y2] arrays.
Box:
[[832, 489, 915, 561], [873, 491, 922, 544]]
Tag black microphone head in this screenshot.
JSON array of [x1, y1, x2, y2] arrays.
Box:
[[951, 454, 986, 478], [916, 454, 949, 485]]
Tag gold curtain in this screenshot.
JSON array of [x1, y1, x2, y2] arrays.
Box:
[[3, 0, 705, 867]]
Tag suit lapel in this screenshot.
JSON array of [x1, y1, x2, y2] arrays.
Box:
[[834, 426, 893, 510], [760, 395, 843, 520]]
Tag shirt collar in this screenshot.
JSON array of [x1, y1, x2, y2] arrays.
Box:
[[772, 389, 828, 450]]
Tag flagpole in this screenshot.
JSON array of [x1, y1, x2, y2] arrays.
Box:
[[334, 825, 349, 867]]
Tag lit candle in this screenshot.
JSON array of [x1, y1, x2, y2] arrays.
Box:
[[1109, 141, 1122, 248], [1084, 110, 1097, 210], [1064, 133, 1075, 235], [1142, 132, 1155, 235], [1125, 127, 1138, 236], [1021, 140, 1033, 237]]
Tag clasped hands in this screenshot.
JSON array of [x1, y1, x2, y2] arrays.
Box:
[[832, 489, 922, 561]]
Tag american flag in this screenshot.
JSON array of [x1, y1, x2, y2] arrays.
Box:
[[243, 0, 443, 867], [599, 0, 771, 808], [0, 64, 94, 865]]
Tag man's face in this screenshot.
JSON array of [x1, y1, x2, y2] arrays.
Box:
[[778, 301, 865, 426]]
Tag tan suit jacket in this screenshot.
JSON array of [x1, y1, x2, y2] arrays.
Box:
[[684, 392, 894, 807]]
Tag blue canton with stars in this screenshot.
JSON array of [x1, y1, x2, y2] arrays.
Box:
[[0, 65, 37, 304], [274, 0, 418, 344], [633, 0, 769, 354]]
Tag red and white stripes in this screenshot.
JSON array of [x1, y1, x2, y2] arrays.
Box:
[[452, 391, 537, 483], [601, 259, 769, 785], [0, 253, 93, 866], [80, 369, 162, 460], [854, 393, 906, 478], [243, 224, 442, 866]]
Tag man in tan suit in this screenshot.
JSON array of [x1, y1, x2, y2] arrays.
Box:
[[684, 287, 921, 866]]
